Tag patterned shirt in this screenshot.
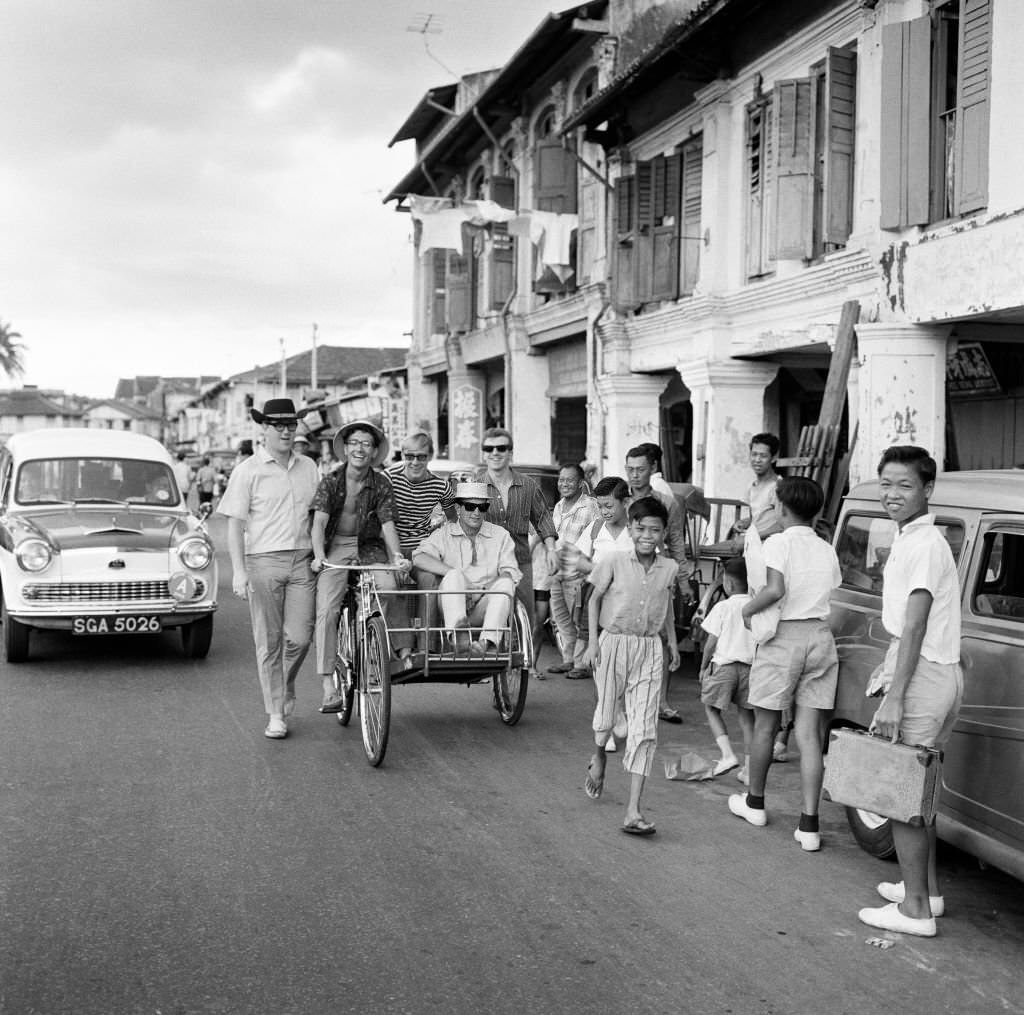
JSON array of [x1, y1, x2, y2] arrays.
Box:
[[588, 547, 679, 637], [311, 463, 395, 563], [386, 463, 458, 555], [473, 467, 557, 566], [553, 493, 600, 545]]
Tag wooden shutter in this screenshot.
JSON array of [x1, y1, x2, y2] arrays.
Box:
[[774, 78, 815, 260], [612, 175, 637, 310], [954, 0, 991, 215], [577, 175, 599, 285], [680, 135, 703, 296], [880, 17, 930, 228], [428, 250, 446, 335], [746, 100, 774, 277], [446, 247, 471, 334], [634, 160, 654, 303], [489, 175, 516, 309], [651, 153, 681, 301], [823, 48, 857, 246], [535, 140, 578, 213]]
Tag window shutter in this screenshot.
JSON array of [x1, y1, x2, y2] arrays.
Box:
[[880, 18, 930, 228], [823, 48, 857, 246], [651, 153, 681, 301], [612, 175, 637, 310], [680, 135, 703, 296], [774, 78, 815, 260], [489, 175, 516, 309], [577, 175, 599, 285], [535, 140, 578, 213], [446, 248, 472, 334], [634, 160, 654, 303], [953, 0, 991, 215], [429, 250, 447, 335]]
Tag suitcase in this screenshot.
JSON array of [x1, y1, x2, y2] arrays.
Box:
[[823, 728, 942, 826]]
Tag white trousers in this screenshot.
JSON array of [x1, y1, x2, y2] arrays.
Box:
[[439, 571, 516, 645]]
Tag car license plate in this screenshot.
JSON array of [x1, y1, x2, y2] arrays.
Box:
[[72, 616, 162, 635]]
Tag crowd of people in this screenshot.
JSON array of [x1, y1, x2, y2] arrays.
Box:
[[216, 398, 962, 939]]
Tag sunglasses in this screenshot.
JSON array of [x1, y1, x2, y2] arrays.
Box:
[[269, 421, 298, 433], [402, 452, 430, 462], [458, 502, 489, 512], [481, 444, 510, 453]]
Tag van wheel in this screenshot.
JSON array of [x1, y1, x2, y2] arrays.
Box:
[[2, 600, 30, 663], [845, 806, 897, 859]]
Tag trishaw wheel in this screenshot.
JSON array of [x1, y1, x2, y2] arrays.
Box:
[[334, 611, 356, 727], [359, 614, 391, 766], [493, 601, 530, 726]]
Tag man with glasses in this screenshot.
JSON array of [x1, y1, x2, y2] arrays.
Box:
[[474, 427, 558, 628], [413, 482, 521, 655], [219, 398, 320, 740], [311, 420, 411, 712]]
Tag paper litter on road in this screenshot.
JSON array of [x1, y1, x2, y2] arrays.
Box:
[[664, 751, 716, 781], [864, 937, 896, 949]]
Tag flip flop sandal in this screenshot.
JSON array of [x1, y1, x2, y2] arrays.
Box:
[[658, 707, 683, 724], [622, 818, 656, 836], [584, 763, 604, 800]]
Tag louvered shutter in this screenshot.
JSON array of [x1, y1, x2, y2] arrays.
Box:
[[446, 245, 472, 334], [880, 17, 930, 228], [953, 0, 991, 215], [489, 175, 516, 309], [823, 49, 857, 246], [577, 174, 599, 284], [535, 140, 578, 213], [651, 153, 681, 301], [774, 78, 815, 260], [680, 136, 703, 296], [612, 175, 637, 310], [634, 160, 654, 303], [429, 250, 447, 335]]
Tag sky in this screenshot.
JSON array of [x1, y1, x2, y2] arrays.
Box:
[[0, 0, 570, 398]]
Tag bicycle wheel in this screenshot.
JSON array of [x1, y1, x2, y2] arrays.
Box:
[[333, 605, 356, 727], [494, 600, 530, 726], [359, 614, 392, 766]]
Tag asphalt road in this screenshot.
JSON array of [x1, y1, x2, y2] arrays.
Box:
[[2, 523, 1023, 1015]]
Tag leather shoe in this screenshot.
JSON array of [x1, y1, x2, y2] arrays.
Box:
[[858, 902, 936, 937], [547, 661, 572, 673]]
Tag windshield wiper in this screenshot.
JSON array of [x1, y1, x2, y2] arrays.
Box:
[[72, 497, 129, 506]]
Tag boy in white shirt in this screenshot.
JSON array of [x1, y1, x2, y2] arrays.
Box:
[[699, 556, 756, 781], [729, 477, 841, 852]]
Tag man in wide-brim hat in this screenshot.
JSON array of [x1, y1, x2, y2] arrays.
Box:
[[310, 419, 411, 711], [218, 397, 320, 740], [412, 481, 522, 655]]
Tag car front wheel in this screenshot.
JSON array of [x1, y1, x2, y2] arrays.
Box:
[[181, 615, 213, 659], [845, 806, 897, 859], [2, 600, 30, 663]]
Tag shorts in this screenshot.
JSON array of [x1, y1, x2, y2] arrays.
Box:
[[198, 490, 214, 504], [878, 640, 964, 749], [747, 619, 838, 711], [534, 589, 551, 603], [701, 661, 751, 710]]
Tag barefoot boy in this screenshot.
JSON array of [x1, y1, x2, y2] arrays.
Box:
[[729, 477, 841, 851], [699, 556, 755, 781], [583, 496, 681, 836]]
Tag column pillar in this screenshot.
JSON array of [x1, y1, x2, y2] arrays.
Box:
[[677, 359, 779, 499], [851, 323, 954, 486], [595, 373, 671, 476]]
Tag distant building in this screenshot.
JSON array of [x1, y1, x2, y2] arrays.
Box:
[[0, 387, 83, 442], [81, 398, 163, 439], [114, 375, 221, 446]]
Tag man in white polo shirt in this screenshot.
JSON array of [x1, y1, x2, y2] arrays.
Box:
[[218, 398, 320, 740], [857, 445, 963, 938]]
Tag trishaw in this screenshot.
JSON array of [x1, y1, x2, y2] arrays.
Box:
[[322, 562, 532, 767]]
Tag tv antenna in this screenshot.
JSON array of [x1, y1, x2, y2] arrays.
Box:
[[406, 13, 458, 79]]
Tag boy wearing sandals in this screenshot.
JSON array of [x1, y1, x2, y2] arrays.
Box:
[[698, 556, 755, 782], [583, 497, 680, 836]]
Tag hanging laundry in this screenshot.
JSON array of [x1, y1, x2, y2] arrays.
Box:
[[531, 210, 578, 267]]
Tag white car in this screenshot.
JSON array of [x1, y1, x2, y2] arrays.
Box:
[[0, 429, 218, 662]]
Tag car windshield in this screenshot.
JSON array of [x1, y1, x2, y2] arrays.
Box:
[[15, 457, 181, 507]]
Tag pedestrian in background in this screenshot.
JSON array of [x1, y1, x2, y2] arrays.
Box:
[[195, 455, 216, 511], [218, 398, 318, 740], [638, 442, 674, 499], [172, 451, 193, 506]]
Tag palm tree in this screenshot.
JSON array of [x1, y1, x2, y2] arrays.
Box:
[[0, 320, 26, 378]]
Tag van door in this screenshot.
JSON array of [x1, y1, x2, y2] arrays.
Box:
[[944, 518, 1024, 852]]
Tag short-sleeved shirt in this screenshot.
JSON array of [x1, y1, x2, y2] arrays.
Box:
[[218, 447, 319, 555], [576, 520, 633, 566], [196, 465, 216, 494], [311, 463, 395, 563], [763, 525, 841, 620], [628, 486, 692, 581], [701, 594, 755, 665], [474, 467, 557, 566], [385, 464, 457, 555], [588, 548, 679, 637], [746, 475, 779, 535], [414, 520, 522, 588], [554, 494, 600, 545], [882, 514, 961, 664]]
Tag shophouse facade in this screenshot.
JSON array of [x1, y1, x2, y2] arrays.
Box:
[[390, 0, 1016, 495]]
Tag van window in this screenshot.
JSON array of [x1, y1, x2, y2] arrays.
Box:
[[972, 531, 1024, 622], [836, 513, 964, 594]]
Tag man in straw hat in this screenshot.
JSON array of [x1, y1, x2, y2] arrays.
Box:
[[412, 481, 522, 655], [311, 420, 411, 712], [219, 397, 320, 740]]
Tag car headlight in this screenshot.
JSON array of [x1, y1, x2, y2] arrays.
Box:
[[16, 538, 54, 572], [177, 537, 212, 570]]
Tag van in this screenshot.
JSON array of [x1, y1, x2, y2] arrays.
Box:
[[829, 470, 1024, 883]]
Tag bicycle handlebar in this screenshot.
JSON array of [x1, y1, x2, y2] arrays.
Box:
[[318, 561, 406, 572]]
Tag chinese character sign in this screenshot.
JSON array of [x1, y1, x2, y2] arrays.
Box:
[[451, 383, 483, 459]]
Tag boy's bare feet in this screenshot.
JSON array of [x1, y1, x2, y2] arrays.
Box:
[[584, 751, 606, 799]]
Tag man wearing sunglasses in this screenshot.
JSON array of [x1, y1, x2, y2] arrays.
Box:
[[412, 482, 521, 654], [474, 427, 558, 628], [219, 398, 320, 740]]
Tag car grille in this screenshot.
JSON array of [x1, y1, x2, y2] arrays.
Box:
[[21, 580, 208, 603]]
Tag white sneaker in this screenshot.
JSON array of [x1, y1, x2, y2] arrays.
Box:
[[264, 716, 288, 739], [858, 902, 936, 937], [877, 881, 945, 917], [728, 793, 767, 827], [793, 828, 821, 852], [736, 763, 749, 785]]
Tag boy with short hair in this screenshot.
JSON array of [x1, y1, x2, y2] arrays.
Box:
[[729, 477, 841, 852], [699, 556, 756, 781], [583, 496, 681, 836]]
